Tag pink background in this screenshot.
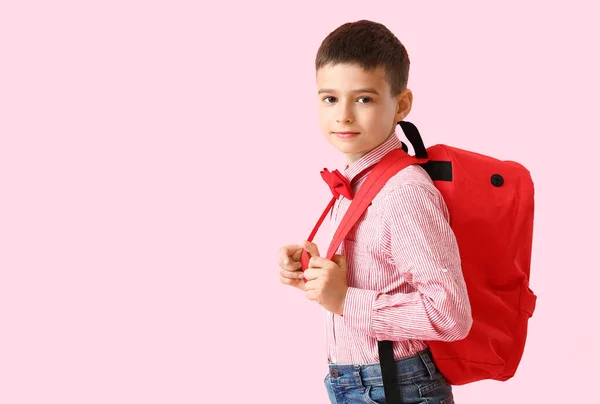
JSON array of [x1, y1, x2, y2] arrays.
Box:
[[1, 1, 599, 403]]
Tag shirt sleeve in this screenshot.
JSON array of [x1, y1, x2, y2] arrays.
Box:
[[342, 183, 473, 342]]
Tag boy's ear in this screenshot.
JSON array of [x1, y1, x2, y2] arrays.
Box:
[[394, 88, 413, 122]]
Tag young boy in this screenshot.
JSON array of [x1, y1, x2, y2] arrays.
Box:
[[278, 20, 472, 404]]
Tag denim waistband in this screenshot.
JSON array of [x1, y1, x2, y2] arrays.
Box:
[[326, 348, 436, 387]]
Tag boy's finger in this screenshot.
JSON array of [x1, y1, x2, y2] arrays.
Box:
[[280, 276, 295, 285], [291, 246, 304, 262], [304, 279, 320, 291], [281, 275, 304, 287], [332, 254, 348, 270], [280, 245, 302, 265], [303, 240, 321, 258], [280, 259, 302, 271], [308, 256, 329, 269], [280, 268, 303, 279], [303, 268, 325, 281], [305, 286, 321, 301]]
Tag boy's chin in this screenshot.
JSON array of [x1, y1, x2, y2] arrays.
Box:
[[330, 144, 357, 154], [328, 140, 364, 155]]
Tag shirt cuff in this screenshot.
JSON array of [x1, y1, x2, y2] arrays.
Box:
[[342, 287, 379, 335]]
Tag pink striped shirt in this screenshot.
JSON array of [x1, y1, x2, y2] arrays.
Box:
[[325, 133, 472, 364]]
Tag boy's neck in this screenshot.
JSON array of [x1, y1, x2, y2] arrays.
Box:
[[344, 132, 396, 167]]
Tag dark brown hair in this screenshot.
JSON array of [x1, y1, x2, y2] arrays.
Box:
[[315, 20, 410, 95]]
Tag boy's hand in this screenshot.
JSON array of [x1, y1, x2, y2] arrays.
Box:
[[279, 244, 306, 291], [303, 241, 349, 316]]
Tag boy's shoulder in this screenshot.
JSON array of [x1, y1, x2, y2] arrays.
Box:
[[381, 164, 438, 196], [374, 164, 447, 216]]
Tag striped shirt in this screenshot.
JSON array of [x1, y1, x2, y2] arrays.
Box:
[[325, 132, 472, 364]]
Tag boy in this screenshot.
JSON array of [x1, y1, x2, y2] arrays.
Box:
[[279, 20, 472, 404]]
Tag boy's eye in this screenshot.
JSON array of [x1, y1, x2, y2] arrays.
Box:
[[321, 96, 372, 104]]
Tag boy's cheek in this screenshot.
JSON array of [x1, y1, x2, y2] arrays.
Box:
[[318, 117, 330, 135]]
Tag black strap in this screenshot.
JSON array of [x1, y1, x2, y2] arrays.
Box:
[[400, 141, 408, 153], [398, 121, 428, 159], [378, 341, 402, 403], [398, 121, 453, 182], [421, 161, 452, 182]]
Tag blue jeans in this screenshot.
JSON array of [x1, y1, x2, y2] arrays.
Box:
[[324, 348, 454, 404]]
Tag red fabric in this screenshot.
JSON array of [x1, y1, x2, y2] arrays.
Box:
[[304, 144, 536, 385], [320, 168, 354, 200], [423, 144, 536, 385]]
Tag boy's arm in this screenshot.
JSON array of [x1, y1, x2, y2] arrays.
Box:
[[342, 183, 473, 342]]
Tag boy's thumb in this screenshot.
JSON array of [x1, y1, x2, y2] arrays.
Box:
[[303, 240, 320, 258], [333, 254, 347, 271]]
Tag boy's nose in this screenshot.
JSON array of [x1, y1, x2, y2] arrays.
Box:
[[337, 116, 353, 124], [336, 109, 354, 124]]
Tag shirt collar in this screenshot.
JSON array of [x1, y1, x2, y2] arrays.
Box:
[[343, 132, 404, 183]]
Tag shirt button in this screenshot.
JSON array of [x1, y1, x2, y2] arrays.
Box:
[[330, 369, 339, 378]]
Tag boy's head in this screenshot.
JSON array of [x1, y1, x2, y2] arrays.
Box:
[[315, 20, 412, 164]]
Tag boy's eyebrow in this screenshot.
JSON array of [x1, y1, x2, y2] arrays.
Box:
[[318, 88, 380, 95]]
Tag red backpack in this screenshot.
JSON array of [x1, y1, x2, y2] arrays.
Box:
[[301, 121, 536, 401]]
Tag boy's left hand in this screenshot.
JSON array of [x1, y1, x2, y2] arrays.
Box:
[[302, 241, 348, 316]]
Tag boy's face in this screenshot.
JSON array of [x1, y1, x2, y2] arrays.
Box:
[[316, 63, 412, 165]]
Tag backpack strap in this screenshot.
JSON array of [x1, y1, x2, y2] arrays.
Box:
[[325, 148, 428, 404], [378, 340, 401, 403], [325, 149, 427, 259], [399, 121, 428, 159]]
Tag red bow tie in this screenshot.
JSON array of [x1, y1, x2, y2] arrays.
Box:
[[320, 168, 354, 200]]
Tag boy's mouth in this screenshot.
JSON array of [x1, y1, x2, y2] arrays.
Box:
[[333, 131, 360, 138]]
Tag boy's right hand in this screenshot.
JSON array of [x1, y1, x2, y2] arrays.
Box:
[[279, 244, 307, 291]]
